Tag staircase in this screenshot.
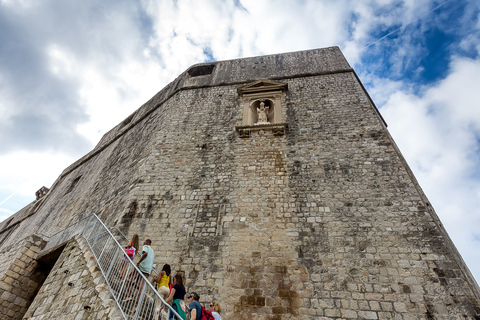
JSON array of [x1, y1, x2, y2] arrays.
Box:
[[41, 214, 184, 320]]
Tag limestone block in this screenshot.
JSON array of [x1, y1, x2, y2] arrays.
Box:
[[341, 309, 358, 318], [358, 310, 379, 319], [0, 290, 11, 301]]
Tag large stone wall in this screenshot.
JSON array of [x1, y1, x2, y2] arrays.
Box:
[[1, 47, 479, 319]]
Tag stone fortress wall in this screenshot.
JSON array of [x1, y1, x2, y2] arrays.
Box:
[[0, 46, 479, 319]]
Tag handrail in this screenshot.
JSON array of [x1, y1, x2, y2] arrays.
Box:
[[41, 215, 91, 252], [109, 227, 159, 277], [110, 227, 191, 318], [41, 214, 185, 320]]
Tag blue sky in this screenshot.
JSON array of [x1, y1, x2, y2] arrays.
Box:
[[1, 0, 480, 282]]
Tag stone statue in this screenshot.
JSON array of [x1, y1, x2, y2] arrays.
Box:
[[256, 101, 269, 124]]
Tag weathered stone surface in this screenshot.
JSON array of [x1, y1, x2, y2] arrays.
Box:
[[22, 236, 120, 320], [0, 236, 46, 319], [0, 47, 479, 319]]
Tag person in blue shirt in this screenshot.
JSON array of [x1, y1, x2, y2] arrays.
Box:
[[188, 292, 202, 320]]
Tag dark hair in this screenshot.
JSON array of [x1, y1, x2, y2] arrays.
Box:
[[162, 264, 171, 277], [190, 292, 200, 301], [174, 274, 185, 290], [145, 239, 152, 245]]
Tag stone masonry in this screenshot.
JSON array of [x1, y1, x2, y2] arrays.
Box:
[[0, 46, 479, 319], [0, 235, 46, 319], [23, 236, 122, 320]]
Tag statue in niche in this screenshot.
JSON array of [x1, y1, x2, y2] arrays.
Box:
[[256, 101, 270, 124]]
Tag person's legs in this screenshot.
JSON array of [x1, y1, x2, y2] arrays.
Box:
[[124, 272, 150, 317], [158, 286, 170, 300], [169, 303, 177, 319], [120, 260, 128, 280], [123, 271, 140, 301], [156, 285, 170, 316], [155, 286, 169, 320], [135, 272, 149, 302]]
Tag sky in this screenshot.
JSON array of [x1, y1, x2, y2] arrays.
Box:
[[1, 0, 480, 283]]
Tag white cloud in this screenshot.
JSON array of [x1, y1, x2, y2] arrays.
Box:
[[379, 55, 480, 281], [0, 0, 35, 9], [426, 57, 480, 129], [0, 151, 76, 198], [0, 150, 77, 220], [0, 74, 18, 123], [74, 58, 171, 145]]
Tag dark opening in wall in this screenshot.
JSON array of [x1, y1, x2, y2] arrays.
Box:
[[65, 176, 82, 195], [16, 243, 66, 320], [187, 64, 216, 77]]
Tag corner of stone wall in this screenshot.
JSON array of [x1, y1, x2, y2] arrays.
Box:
[[0, 235, 47, 319], [22, 235, 123, 320]]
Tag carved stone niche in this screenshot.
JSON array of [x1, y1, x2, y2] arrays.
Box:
[[235, 79, 288, 137]]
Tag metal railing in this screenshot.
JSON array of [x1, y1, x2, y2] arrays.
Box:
[[109, 227, 160, 277], [42, 216, 91, 252], [42, 214, 185, 320]]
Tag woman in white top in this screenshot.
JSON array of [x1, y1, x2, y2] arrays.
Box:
[[209, 301, 223, 320]]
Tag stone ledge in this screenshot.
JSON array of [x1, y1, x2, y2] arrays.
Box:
[[235, 123, 288, 137]]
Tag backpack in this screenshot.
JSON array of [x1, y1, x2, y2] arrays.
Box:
[[201, 306, 215, 320]]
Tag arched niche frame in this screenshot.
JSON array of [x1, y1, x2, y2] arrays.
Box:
[[246, 99, 275, 125], [235, 79, 288, 138]]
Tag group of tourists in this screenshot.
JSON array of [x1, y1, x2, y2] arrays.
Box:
[[122, 234, 224, 320], [188, 292, 223, 320]]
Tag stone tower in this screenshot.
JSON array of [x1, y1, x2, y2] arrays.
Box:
[[1, 47, 479, 319]]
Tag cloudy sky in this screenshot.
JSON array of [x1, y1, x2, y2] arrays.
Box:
[[1, 0, 479, 282]]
